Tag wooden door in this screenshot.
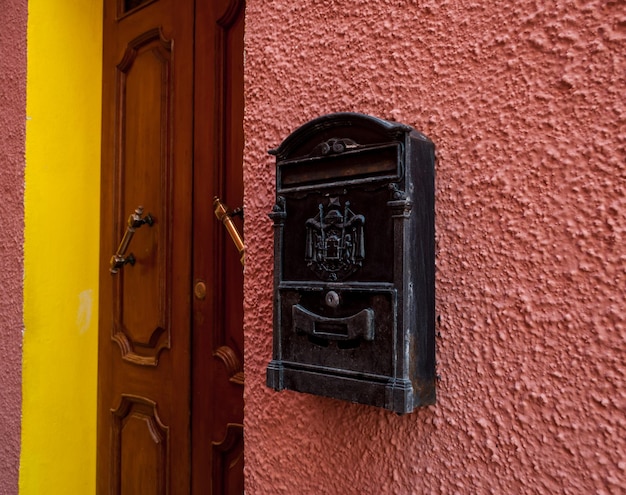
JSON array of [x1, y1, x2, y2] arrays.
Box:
[[96, 0, 244, 493], [192, 0, 245, 493]]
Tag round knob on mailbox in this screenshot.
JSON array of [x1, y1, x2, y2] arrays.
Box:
[[325, 290, 340, 308]]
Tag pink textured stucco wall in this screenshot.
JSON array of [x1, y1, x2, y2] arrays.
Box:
[[243, 0, 625, 493], [0, 1, 26, 494]]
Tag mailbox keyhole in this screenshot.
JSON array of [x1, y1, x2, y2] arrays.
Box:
[[325, 290, 340, 308]]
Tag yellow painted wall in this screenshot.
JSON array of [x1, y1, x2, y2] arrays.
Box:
[[21, 0, 102, 492]]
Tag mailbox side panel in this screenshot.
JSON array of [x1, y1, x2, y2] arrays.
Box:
[[408, 131, 437, 406]]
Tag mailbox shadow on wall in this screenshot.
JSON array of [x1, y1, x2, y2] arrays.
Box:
[[266, 113, 435, 414]]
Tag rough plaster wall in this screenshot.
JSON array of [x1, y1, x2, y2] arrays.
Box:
[[243, 0, 625, 493], [0, 1, 26, 494]]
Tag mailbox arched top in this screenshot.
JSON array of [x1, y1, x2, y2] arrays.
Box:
[[269, 112, 415, 162]]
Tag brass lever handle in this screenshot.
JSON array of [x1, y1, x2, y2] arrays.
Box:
[[213, 197, 245, 266], [110, 206, 154, 274]]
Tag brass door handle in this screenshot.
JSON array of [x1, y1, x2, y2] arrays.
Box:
[[110, 206, 154, 274], [213, 197, 245, 266]]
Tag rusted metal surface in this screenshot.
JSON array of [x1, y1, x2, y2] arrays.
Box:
[[267, 113, 436, 414]]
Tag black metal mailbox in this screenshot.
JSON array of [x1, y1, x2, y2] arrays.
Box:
[[266, 113, 435, 414]]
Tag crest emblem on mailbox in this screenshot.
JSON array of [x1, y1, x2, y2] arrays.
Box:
[[305, 197, 365, 281]]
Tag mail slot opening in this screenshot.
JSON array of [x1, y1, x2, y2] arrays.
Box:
[[307, 335, 329, 347], [337, 339, 361, 350], [278, 143, 401, 190], [314, 322, 348, 338]]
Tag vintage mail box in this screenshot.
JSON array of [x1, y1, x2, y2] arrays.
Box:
[[266, 113, 435, 414]]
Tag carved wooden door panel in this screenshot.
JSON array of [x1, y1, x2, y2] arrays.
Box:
[[97, 0, 244, 493]]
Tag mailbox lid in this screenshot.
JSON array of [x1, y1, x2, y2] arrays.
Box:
[[271, 113, 420, 193]]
